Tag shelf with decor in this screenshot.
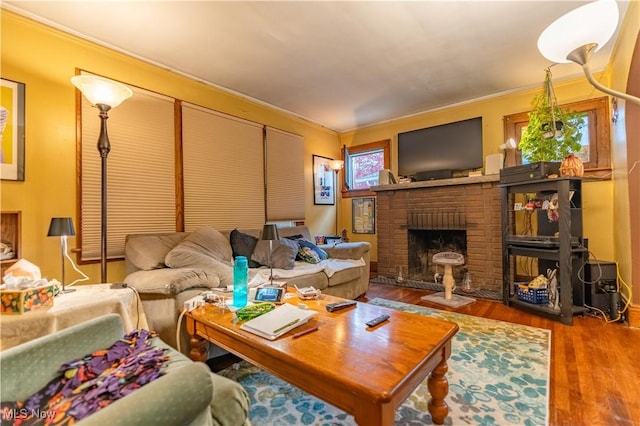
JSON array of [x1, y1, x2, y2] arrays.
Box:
[[500, 177, 593, 326], [1, 211, 22, 275]]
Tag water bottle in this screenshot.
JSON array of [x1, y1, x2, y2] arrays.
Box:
[[233, 256, 248, 308]]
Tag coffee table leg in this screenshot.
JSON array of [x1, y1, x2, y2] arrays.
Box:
[[189, 333, 207, 362], [427, 358, 449, 425]]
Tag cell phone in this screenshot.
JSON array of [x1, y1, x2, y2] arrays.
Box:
[[254, 287, 284, 303]]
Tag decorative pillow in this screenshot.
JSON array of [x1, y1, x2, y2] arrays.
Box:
[[251, 238, 298, 270], [230, 229, 261, 268], [298, 246, 321, 264], [297, 238, 329, 260]]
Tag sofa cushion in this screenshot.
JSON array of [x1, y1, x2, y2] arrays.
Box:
[[230, 229, 261, 268], [251, 238, 298, 270], [125, 268, 222, 294]]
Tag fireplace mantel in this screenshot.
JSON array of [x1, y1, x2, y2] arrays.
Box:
[[373, 175, 503, 292], [371, 174, 500, 192]]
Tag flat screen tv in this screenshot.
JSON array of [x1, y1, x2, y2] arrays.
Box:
[[398, 117, 483, 179]]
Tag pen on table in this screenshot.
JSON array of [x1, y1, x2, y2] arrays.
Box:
[[273, 319, 299, 334], [293, 326, 319, 339]]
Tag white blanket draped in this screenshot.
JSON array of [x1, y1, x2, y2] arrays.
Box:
[[249, 258, 365, 287]]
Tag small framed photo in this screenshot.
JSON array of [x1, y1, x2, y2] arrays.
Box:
[[313, 155, 334, 205], [352, 197, 375, 234], [1, 78, 26, 181]]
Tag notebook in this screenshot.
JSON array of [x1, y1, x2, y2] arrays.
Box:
[[240, 303, 318, 340]]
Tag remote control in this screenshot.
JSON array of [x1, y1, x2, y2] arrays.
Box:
[[366, 314, 390, 327], [325, 301, 357, 312]]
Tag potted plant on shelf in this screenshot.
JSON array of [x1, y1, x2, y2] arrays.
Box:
[[518, 68, 586, 176]]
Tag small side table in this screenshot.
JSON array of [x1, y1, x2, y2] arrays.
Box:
[[0, 284, 148, 351]]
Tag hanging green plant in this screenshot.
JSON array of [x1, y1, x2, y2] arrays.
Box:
[[518, 69, 585, 163]]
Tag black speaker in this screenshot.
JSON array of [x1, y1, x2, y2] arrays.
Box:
[[584, 260, 618, 316]]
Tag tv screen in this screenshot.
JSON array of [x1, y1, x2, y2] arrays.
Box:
[[398, 117, 483, 178]]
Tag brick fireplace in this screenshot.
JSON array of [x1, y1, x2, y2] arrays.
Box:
[[372, 176, 503, 292]]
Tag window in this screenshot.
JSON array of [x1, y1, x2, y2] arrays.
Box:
[[504, 97, 610, 177], [341, 140, 390, 197]]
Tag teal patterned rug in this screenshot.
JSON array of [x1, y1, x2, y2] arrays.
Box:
[[218, 298, 551, 425]]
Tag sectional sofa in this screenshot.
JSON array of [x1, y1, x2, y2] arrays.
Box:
[[123, 225, 371, 353]]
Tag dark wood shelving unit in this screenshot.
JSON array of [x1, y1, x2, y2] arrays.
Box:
[[500, 177, 591, 325]]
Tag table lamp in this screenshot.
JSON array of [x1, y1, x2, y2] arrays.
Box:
[[47, 217, 77, 293], [261, 224, 279, 285]]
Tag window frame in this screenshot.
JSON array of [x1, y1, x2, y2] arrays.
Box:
[[340, 139, 390, 198], [503, 97, 611, 178]]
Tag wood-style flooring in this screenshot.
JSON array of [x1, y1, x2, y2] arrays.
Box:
[[357, 282, 640, 426]]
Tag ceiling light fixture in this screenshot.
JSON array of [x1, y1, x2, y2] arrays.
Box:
[[537, 0, 640, 105]]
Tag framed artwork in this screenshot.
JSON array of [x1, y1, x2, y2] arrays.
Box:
[[1, 78, 25, 181], [352, 197, 375, 234], [313, 155, 335, 205]]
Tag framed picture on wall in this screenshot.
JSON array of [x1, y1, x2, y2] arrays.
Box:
[[1, 78, 26, 181], [313, 155, 335, 205], [352, 197, 375, 234]]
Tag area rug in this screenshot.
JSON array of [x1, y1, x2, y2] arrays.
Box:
[[420, 291, 476, 308], [218, 298, 550, 425]]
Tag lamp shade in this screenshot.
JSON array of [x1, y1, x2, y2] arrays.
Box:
[[329, 160, 344, 171], [537, 0, 619, 64], [71, 75, 133, 108], [47, 218, 75, 237], [261, 224, 279, 241]]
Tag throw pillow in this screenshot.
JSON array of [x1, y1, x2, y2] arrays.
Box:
[[298, 245, 321, 264], [229, 229, 261, 268], [297, 238, 329, 260], [251, 238, 298, 270]]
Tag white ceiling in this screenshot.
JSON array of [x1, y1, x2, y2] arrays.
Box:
[[3, 1, 629, 132]]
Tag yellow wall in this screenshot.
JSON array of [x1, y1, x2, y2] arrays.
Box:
[[0, 12, 341, 284]]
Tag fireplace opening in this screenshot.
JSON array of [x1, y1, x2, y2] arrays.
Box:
[[408, 230, 467, 283]]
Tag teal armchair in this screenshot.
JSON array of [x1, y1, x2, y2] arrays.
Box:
[[0, 314, 250, 426]]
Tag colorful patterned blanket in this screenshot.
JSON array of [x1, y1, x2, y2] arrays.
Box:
[[1, 329, 168, 425]]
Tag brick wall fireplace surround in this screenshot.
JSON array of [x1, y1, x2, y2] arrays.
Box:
[[372, 175, 503, 292]]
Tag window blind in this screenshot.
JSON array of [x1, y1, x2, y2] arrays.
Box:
[[182, 103, 264, 230], [80, 82, 176, 261], [265, 127, 305, 221]]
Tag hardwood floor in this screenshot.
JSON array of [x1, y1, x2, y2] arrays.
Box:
[[357, 282, 640, 426]]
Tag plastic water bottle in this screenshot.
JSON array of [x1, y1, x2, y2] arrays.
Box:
[[233, 256, 248, 308]]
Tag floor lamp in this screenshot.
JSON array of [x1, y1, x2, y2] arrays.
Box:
[[328, 160, 344, 237], [537, 0, 640, 105], [71, 75, 133, 283]]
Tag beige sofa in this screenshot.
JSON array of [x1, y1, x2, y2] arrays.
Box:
[[124, 225, 370, 353]]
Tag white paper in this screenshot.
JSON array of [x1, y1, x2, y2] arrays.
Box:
[[240, 303, 317, 340]]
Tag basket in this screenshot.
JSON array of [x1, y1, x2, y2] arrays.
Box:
[[514, 283, 549, 304]]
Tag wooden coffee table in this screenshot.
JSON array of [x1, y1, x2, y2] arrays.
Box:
[[186, 293, 458, 425]]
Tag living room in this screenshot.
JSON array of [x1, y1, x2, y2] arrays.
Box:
[[1, 1, 639, 425]]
